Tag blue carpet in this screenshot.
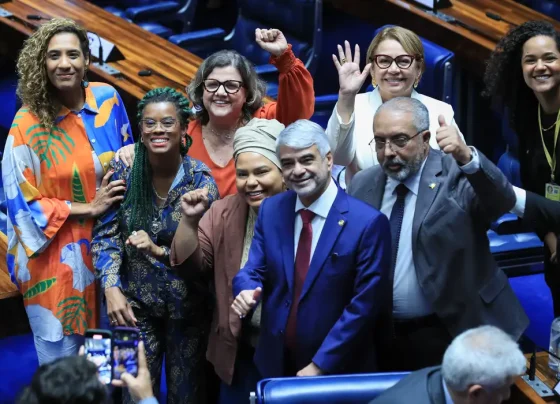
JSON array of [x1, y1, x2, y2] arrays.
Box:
[[0, 333, 37, 404]]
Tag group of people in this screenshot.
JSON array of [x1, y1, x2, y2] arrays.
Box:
[[6, 12, 560, 404]]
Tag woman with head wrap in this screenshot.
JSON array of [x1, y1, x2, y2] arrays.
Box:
[[171, 118, 286, 403]]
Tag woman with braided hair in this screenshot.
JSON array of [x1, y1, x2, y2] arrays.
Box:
[[92, 87, 219, 403]]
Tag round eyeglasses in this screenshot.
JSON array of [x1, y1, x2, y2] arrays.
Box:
[[373, 54, 420, 70], [203, 79, 244, 94], [140, 118, 178, 133]]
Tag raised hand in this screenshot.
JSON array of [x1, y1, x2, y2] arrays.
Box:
[[332, 41, 372, 96], [436, 115, 471, 165], [180, 188, 210, 220], [255, 28, 288, 57], [126, 230, 162, 257]]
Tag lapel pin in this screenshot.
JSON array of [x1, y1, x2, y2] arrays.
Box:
[[429, 183, 437, 189], [338, 220, 345, 227]]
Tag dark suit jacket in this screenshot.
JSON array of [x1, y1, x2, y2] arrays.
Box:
[[348, 149, 529, 340], [371, 366, 446, 404], [171, 193, 248, 385], [232, 186, 392, 378], [524, 191, 560, 235]]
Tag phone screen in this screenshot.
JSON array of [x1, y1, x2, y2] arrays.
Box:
[[85, 332, 112, 384], [112, 328, 139, 380]]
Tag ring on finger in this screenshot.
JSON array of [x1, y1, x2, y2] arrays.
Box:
[[132, 231, 137, 236], [341, 58, 347, 64]]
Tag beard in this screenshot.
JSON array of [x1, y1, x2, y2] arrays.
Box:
[[382, 153, 425, 181]]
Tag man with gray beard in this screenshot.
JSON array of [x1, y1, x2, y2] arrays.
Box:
[[348, 97, 528, 372]]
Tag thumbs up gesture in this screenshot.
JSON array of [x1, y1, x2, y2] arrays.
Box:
[[231, 287, 262, 318], [435, 115, 471, 165]]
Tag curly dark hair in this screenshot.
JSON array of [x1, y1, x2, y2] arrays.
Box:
[[186, 49, 267, 125], [16, 18, 90, 131], [484, 20, 560, 135], [16, 356, 107, 404], [123, 87, 193, 234]]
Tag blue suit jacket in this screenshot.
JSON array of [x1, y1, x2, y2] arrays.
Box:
[[233, 186, 391, 378]]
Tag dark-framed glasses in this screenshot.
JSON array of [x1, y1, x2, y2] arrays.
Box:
[[371, 130, 425, 151], [203, 79, 244, 94], [373, 54, 419, 69], [140, 118, 178, 132]]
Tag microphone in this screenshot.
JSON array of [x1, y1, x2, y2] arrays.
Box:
[[90, 31, 104, 66], [27, 14, 50, 21], [486, 11, 517, 27]]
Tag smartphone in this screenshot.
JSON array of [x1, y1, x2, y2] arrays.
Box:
[[112, 326, 140, 380], [84, 329, 113, 384]]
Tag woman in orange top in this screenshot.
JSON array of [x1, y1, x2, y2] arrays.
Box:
[[118, 28, 314, 197]]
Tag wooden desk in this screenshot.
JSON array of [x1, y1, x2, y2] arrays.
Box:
[[510, 353, 559, 403], [330, 0, 560, 76]]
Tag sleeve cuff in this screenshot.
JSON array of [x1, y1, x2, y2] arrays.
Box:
[[101, 274, 122, 290], [138, 397, 158, 404], [335, 102, 355, 127], [511, 186, 527, 218], [270, 44, 295, 73], [459, 146, 480, 174]]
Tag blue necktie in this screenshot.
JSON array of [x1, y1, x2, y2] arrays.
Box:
[[390, 184, 409, 272]]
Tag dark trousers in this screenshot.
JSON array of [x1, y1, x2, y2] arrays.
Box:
[[380, 314, 452, 372], [219, 342, 261, 404]]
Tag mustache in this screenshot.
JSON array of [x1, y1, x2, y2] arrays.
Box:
[[383, 156, 406, 169]]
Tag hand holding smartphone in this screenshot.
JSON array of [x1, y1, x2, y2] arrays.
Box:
[[84, 329, 113, 385], [112, 326, 140, 380]]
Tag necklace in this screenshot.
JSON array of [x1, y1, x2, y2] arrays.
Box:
[[152, 184, 167, 201], [208, 125, 235, 140]]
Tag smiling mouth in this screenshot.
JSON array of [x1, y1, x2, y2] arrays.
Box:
[[246, 191, 264, 198], [534, 75, 551, 81], [150, 138, 169, 146]]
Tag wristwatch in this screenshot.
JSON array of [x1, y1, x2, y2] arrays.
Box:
[[159, 246, 170, 259]]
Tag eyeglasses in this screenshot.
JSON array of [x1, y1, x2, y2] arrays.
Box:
[[203, 79, 244, 94], [370, 130, 425, 151], [373, 54, 419, 70], [140, 118, 178, 132]]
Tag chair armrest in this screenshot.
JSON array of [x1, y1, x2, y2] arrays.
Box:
[[314, 94, 339, 108], [168, 28, 226, 47], [255, 64, 278, 75], [491, 213, 525, 235], [125, 2, 180, 21]]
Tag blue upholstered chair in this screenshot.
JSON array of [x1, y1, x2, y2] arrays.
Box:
[[312, 27, 454, 127], [100, 0, 197, 39], [168, 0, 323, 97], [251, 372, 409, 404]]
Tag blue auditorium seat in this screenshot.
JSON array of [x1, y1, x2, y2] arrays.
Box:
[[253, 372, 408, 404], [169, 0, 323, 97], [312, 27, 454, 127], [524, 0, 560, 20]]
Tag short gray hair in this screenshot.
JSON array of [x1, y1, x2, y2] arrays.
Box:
[[442, 325, 526, 393], [374, 96, 430, 133], [276, 119, 331, 158]]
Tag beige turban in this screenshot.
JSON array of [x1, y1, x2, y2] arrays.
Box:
[[233, 118, 284, 169]]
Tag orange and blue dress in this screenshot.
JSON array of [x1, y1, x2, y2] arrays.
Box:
[[2, 82, 133, 341]]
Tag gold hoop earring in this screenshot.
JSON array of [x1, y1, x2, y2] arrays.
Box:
[[372, 77, 377, 88], [414, 78, 419, 88]]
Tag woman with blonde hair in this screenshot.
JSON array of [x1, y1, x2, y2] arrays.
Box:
[[2, 17, 133, 364], [326, 26, 460, 179]]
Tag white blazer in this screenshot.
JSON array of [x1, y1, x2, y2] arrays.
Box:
[[325, 88, 458, 171]]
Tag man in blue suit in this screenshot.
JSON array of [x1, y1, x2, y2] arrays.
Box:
[[231, 119, 391, 378]]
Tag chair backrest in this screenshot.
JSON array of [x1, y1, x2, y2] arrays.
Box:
[[373, 25, 454, 104], [255, 372, 409, 404], [229, 0, 322, 74], [497, 147, 522, 187], [530, 0, 560, 20]]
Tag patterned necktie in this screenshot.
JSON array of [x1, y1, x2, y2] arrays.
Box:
[[285, 209, 316, 353], [390, 184, 409, 273]]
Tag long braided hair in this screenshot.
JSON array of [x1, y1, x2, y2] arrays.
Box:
[[121, 87, 193, 235]]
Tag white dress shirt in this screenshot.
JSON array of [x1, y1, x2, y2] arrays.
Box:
[[294, 178, 338, 263], [511, 186, 526, 218], [381, 148, 481, 319], [442, 379, 455, 404]]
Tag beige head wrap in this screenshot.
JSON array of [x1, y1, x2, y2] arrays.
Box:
[[233, 118, 284, 169]]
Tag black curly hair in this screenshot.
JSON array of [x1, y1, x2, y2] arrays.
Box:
[[122, 87, 193, 234], [484, 20, 560, 136], [16, 356, 107, 404]]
